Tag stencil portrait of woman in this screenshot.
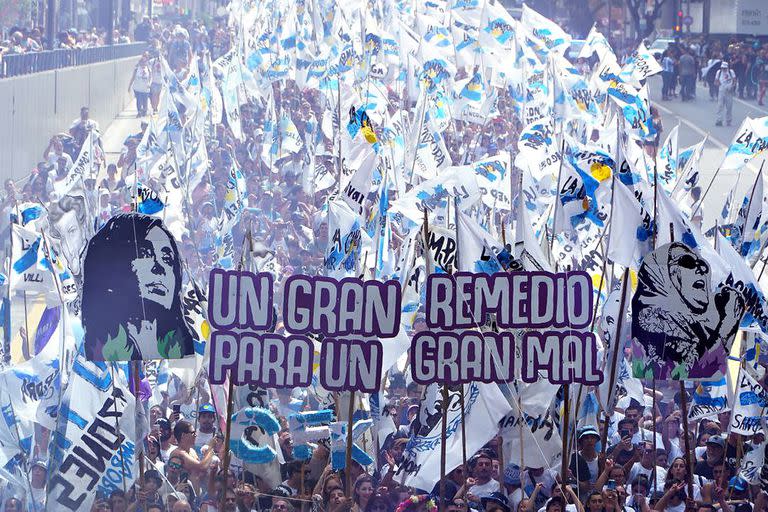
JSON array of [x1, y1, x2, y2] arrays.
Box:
[[631, 241, 745, 380], [82, 213, 195, 360]]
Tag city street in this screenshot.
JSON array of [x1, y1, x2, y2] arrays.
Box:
[[648, 75, 768, 229]]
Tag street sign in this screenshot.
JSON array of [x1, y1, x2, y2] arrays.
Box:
[[683, 15, 693, 26]]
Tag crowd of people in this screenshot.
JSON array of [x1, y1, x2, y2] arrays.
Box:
[[1, 2, 768, 512], [0, 25, 133, 58], [655, 38, 768, 125]]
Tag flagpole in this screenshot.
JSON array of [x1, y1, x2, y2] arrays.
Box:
[[549, 137, 567, 265], [738, 161, 764, 254], [38, 230, 74, 504], [345, 390, 355, 497], [560, 383, 570, 490], [337, 77, 343, 195], [439, 384, 448, 508], [599, 268, 630, 471], [421, 207, 448, 507], [453, 196, 468, 476], [219, 376, 236, 512]]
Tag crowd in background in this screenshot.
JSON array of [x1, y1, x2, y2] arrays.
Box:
[[655, 38, 768, 108], [1, 9, 768, 512]]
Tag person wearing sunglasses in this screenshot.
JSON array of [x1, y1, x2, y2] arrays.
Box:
[[633, 242, 745, 379], [162, 455, 187, 496], [171, 420, 216, 493]]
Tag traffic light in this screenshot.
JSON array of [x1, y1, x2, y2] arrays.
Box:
[[674, 9, 683, 35]]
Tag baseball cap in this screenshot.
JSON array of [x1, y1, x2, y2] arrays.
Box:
[[30, 459, 47, 471], [481, 492, 510, 512], [199, 403, 216, 414], [578, 425, 600, 441], [503, 464, 521, 486], [706, 434, 725, 448]]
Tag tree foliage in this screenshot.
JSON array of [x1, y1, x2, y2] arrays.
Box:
[[625, 0, 668, 40]]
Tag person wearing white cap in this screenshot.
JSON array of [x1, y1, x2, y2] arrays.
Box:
[[715, 61, 736, 126]]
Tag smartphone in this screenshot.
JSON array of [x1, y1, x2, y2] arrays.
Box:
[[172, 404, 181, 414], [607, 480, 616, 491]]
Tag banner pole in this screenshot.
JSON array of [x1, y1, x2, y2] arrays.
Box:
[[219, 376, 236, 512], [345, 390, 355, 497], [131, 361, 145, 487], [439, 385, 448, 510], [561, 383, 570, 490], [651, 377, 657, 490], [678, 381, 694, 500], [518, 394, 524, 471], [549, 137, 567, 264], [599, 268, 630, 472]]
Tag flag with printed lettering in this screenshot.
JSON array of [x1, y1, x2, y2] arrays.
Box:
[[578, 25, 611, 60], [688, 377, 730, 420], [0, 304, 75, 430], [325, 199, 362, 278], [721, 117, 768, 172], [730, 367, 768, 435], [399, 383, 511, 490], [10, 225, 76, 302], [48, 357, 145, 511], [656, 124, 679, 193]]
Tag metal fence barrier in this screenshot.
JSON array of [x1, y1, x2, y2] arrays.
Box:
[[1, 42, 148, 78]]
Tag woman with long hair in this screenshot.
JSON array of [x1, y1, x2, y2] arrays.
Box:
[[664, 457, 702, 501], [82, 213, 195, 360], [352, 476, 375, 512]]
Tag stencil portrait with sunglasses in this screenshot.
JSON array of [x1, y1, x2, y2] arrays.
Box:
[[631, 242, 745, 380]]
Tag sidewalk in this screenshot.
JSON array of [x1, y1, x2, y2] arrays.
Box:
[[100, 98, 143, 169]]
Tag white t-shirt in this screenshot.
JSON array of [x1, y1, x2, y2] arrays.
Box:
[[609, 428, 662, 447], [507, 488, 524, 512], [29, 484, 46, 509], [469, 479, 500, 499], [627, 462, 666, 489], [161, 445, 175, 462], [195, 430, 214, 450], [522, 469, 557, 503], [133, 62, 152, 93], [537, 503, 577, 512]]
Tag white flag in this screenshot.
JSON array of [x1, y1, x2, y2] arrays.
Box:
[[730, 367, 768, 435], [398, 382, 511, 490], [48, 358, 144, 511], [53, 132, 94, 197]]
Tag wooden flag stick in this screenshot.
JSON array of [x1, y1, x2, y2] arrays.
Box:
[[561, 383, 571, 489], [219, 376, 236, 512], [345, 390, 356, 497], [440, 385, 449, 510], [599, 269, 630, 472], [678, 382, 695, 501]]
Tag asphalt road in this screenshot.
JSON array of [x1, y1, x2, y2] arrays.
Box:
[[647, 75, 768, 229]]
